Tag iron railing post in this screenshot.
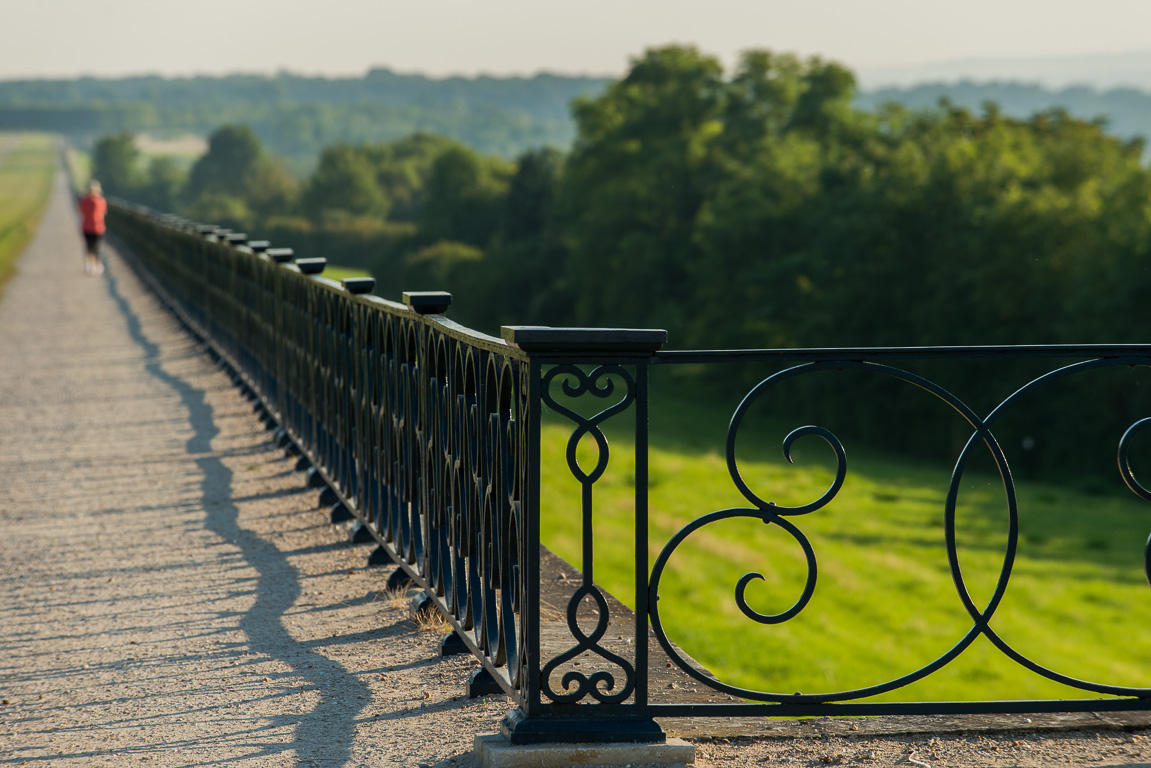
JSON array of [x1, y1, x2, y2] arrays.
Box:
[[497, 326, 667, 744]]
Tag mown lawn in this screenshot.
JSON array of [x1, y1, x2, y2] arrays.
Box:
[[0, 133, 56, 291], [538, 384, 1151, 703], [322, 264, 373, 282]]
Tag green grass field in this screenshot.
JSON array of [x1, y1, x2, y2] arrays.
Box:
[[0, 133, 56, 291], [64, 144, 90, 195], [322, 265, 373, 282], [538, 384, 1151, 703]]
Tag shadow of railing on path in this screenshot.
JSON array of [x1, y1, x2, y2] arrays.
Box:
[[103, 255, 370, 765]]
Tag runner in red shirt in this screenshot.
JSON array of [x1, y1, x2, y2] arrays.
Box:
[[78, 180, 107, 276]]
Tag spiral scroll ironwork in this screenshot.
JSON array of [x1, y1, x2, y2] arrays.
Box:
[[1119, 417, 1151, 589], [649, 358, 1151, 703]]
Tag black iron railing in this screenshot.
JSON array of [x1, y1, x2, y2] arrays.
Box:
[[108, 199, 1151, 744]]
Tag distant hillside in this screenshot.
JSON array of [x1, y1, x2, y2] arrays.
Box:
[[6, 67, 1151, 169], [858, 49, 1151, 90], [0, 69, 610, 168], [858, 81, 1151, 148]]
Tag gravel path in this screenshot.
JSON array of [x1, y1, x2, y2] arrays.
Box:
[[2, 168, 1150, 768], [0, 170, 507, 766]]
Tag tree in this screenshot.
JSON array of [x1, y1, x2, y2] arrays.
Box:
[[185, 125, 263, 200], [372, 133, 465, 222], [183, 193, 253, 231], [721, 50, 805, 155], [184, 124, 297, 221], [138, 156, 185, 212], [500, 147, 563, 241], [787, 58, 858, 138], [301, 143, 389, 222], [472, 147, 570, 327], [560, 45, 727, 333], [419, 146, 512, 246], [90, 132, 142, 197]]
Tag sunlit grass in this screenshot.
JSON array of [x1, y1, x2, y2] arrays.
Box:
[[64, 144, 90, 195], [539, 388, 1151, 703], [323, 264, 373, 282], [0, 133, 56, 292]]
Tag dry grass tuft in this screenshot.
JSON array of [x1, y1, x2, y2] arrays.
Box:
[[379, 586, 412, 611], [539, 599, 564, 622], [412, 602, 451, 635]]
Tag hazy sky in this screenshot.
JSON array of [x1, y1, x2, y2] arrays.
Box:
[[5, 0, 1151, 83]]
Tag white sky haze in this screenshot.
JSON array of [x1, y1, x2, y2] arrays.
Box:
[[4, 0, 1151, 85]]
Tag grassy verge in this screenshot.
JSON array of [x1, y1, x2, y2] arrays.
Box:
[[539, 383, 1151, 703], [64, 144, 90, 196], [0, 133, 57, 293], [323, 265, 373, 282]]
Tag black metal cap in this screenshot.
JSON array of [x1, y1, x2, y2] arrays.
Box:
[[403, 291, 452, 315], [296, 258, 327, 275], [225, 233, 248, 246], [267, 248, 295, 263], [248, 240, 271, 253], [501, 326, 667, 354], [343, 277, 376, 295]]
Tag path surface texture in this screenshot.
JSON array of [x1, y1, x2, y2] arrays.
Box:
[[0, 170, 505, 766], [3, 169, 1151, 768]]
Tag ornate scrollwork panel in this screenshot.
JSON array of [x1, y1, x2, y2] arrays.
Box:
[[649, 358, 1151, 703]]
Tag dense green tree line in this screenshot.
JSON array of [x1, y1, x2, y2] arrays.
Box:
[[93, 46, 1151, 484], [1, 70, 607, 164], [0, 70, 605, 119], [15, 68, 1151, 169]]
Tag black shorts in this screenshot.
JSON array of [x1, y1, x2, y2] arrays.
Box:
[[83, 232, 102, 255]]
